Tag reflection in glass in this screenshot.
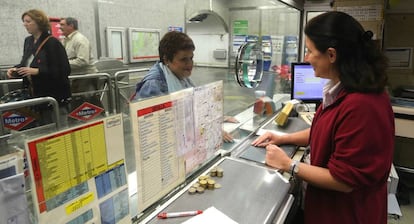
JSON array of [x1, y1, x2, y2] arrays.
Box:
[[235, 42, 263, 88]]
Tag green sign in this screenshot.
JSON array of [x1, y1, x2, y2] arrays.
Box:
[[233, 20, 248, 35]]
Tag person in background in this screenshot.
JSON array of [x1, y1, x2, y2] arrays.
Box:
[[252, 11, 394, 224], [7, 9, 71, 126], [60, 17, 98, 92], [131, 31, 237, 142]]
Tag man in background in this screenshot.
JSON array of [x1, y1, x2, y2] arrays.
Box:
[[60, 17, 98, 92], [60, 17, 105, 119]]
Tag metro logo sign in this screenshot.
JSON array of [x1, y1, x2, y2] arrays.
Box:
[[69, 102, 104, 121], [3, 111, 35, 131]]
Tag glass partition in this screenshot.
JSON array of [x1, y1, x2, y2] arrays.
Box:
[[186, 0, 301, 116], [229, 4, 301, 95]]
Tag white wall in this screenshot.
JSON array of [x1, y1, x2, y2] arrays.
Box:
[[191, 34, 229, 67], [186, 0, 230, 67]]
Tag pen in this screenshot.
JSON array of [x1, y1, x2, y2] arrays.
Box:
[[157, 210, 203, 219]]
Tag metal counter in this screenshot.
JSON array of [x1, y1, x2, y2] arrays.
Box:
[[143, 157, 291, 224], [232, 117, 309, 165]]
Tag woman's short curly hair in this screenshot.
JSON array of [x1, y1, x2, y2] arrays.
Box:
[[159, 31, 195, 63]]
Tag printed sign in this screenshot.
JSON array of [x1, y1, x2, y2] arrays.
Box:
[[69, 102, 104, 121], [3, 111, 34, 131]]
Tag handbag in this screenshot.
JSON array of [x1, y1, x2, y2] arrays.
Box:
[[0, 88, 41, 122], [0, 88, 31, 103]]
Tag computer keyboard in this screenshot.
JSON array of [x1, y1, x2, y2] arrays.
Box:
[[299, 112, 315, 126]]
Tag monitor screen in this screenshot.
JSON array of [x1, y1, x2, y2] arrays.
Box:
[[290, 62, 328, 104]]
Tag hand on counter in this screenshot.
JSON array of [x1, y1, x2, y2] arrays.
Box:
[[265, 144, 291, 171], [223, 130, 234, 143], [222, 116, 238, 143], [224, 116, 239, 123], [251, 131, 282, 148]]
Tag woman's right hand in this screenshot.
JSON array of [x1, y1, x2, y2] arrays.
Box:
[[265, 144, 291, 170], [6, 67, 17, 79], [251, 131, 283, 147]]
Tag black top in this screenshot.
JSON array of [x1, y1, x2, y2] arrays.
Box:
[[17, 32, 71, 102]]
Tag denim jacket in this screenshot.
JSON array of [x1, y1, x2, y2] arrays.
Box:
[[131, 62, 168, 101]]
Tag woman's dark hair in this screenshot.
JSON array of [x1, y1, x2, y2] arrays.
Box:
[[22, 9, 51, 33], [159, 31, 195, 63], [304, 11, 388, 93]]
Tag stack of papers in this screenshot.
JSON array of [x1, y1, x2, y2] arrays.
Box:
[[182, 206, 238, 224]]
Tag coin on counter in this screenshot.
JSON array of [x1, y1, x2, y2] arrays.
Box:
[[216, 167, 224, 177], [214, 183, 222, 189], [198, 175, 209, 181], [196, 186, 205, 193], [210, 167, 217, 177], [192, 182, 200, 188], [188, 187, 197, 194], [199, 180, 207, 188], [207, 179, 215, 190]]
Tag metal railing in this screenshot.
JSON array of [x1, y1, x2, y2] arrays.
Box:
[[0, 79, 23, 97], [0, 97, 60, 136], [113, 68, 149, 113], [69, 73, 114, 114]]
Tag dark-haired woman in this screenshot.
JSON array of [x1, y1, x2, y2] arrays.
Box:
[[252, 11, 394, 224]]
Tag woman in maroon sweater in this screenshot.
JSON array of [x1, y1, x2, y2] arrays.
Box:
[[252, 11, 394, 224]]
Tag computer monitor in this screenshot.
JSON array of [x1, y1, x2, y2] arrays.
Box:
[[290, 62, 328, 107]]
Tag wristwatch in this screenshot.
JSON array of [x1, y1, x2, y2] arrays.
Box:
[[289, 160, 300, 176]]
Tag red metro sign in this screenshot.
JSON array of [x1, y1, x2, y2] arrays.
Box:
[[69, 102, 104, 121], [3, 111, 35, 131]]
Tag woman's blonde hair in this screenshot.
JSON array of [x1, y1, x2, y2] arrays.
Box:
[[22, 9, 51, 33]]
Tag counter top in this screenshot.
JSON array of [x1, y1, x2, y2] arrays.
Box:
[[142, 157, 291, 224]]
